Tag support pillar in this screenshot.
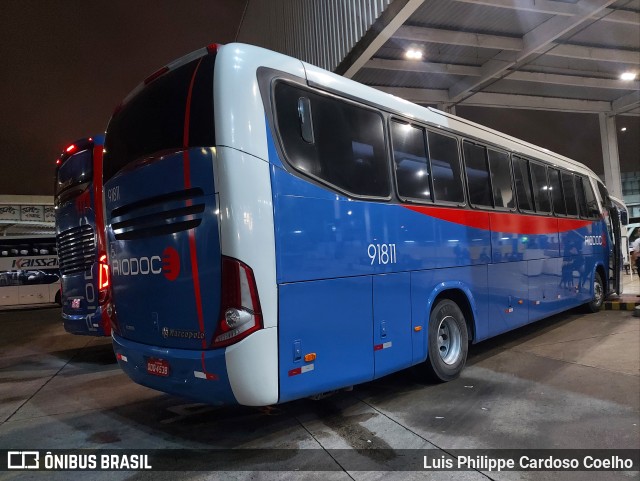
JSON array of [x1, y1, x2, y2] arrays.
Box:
[[598, 113, 623, 199]]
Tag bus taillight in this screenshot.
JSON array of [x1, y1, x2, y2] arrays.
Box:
[[212, 257, 263, 348], [98, 254, 110, 304]]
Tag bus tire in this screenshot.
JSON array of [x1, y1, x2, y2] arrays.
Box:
[[585, 271, 604, 313], [424, 299, 469, 382]]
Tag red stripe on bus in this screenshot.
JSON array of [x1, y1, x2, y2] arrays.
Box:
[[402, 205, 593, 234], [93, 140, 108, 323], [490, 211, 557, 234], [183, 57, 207, 349], [403, 205, 489, 230], [200, 352, 219, 380]]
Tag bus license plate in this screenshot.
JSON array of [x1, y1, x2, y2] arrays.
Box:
[[146, 358, 170, 377]]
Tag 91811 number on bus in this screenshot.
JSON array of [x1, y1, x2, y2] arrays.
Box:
[[368, 243, 396, 265]]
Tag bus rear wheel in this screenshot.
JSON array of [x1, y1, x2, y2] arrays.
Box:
[[585, 272, 604, 313], [424, 299, 469, 382]]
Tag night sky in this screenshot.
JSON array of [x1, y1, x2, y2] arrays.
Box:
[[0, 0, 246, 195], [0, 1, 637, 196]]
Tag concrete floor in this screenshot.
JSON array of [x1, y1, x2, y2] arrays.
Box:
[[0, 305, 638, 480]]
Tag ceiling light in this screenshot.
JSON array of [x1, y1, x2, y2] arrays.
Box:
[[620, 72, 637, 81], [621, 127, 627, 132], [405, 49, 423, 60]]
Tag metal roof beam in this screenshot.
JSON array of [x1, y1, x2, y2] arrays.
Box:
[[366, 58, 481, 76], [452, 0, 640, 25], [495, 70, 639, 90], [366, 58, 640, 90], [611, 91, 640, 115], [447, 0, 619, 102], [395, 25, 523, 50], [546, 43, 640, 64], [336, 0, 425, 78], [373, 85, 614, 113], [394, 25, 640, 64]]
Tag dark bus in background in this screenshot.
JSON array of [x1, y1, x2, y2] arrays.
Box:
[[54, 136, 111, 336]]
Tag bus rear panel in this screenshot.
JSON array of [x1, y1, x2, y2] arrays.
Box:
[[54, 136, 111, 336]]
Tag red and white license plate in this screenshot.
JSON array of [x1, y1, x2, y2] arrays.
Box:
[[146, 358, 170, 377]]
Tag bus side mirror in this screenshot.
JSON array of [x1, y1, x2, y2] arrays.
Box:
[[620, 210, 628, 226]]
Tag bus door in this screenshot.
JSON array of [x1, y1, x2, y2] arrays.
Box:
[[606, 205, 621, 295]]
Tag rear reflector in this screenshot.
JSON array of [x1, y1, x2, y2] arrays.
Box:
[[288, 364, 314, 377]]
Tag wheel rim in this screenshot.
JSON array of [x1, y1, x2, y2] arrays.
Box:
[[593, 278, 603, 307], [437, 315, 462, 365]]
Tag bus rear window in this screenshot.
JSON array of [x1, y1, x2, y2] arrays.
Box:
[[104, 53, 216, 182], [55, 149, 92, 197]]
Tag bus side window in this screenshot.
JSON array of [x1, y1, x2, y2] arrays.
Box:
[[561, 172, 578, 216], [513, 156, 534, 212], [596, 181, 610, 209], [582, 177, 599, 218], [463, 141, 492, 209], [274, 82, 389, 198], [548, 168, 565, 215], [275, 83, 320, 177], [390, 121, 432, 202], [426, 130, 464, 204], [530, 161, 551, 213], [488, 149, 514, 210], [575, 175, 589, 219]]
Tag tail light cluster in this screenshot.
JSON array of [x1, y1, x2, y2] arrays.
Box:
[[212, 256, 263, 348], [98, 253, 110, 305]]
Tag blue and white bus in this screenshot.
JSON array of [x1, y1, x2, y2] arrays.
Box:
[[104, 43, 621, 406], [0, 236, 60, 308], [54, 136, 111, 336]]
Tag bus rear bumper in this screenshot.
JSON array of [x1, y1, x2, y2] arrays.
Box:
[[112, 333, 238, 406], [62, 307, 110, 337]]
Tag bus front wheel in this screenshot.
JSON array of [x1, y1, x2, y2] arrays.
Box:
[[424, 299, 469, 382]]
